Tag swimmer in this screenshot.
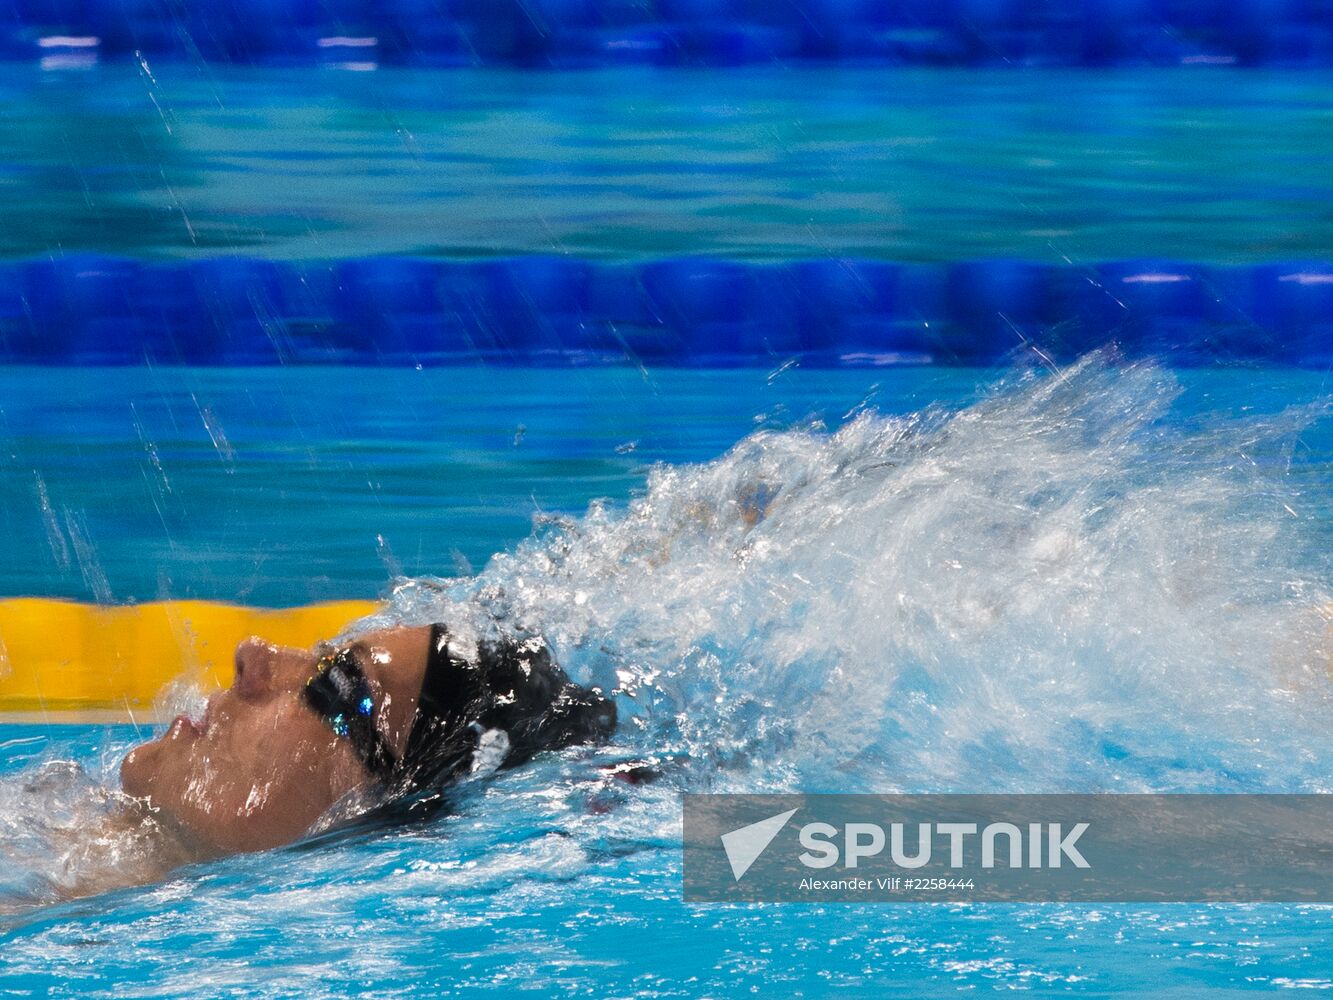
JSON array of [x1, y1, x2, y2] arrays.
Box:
[[119, 623, 616, 856]]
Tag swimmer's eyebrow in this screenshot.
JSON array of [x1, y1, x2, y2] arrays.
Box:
[[309, 639, 374, 676]]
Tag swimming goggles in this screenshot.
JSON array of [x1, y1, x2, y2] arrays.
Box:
[[303, 647, 400, 780]]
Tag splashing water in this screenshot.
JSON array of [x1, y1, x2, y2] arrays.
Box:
[[3, 353, 1331, 919], [0, 757, 192, 916], [367, 352, 1333, 797]]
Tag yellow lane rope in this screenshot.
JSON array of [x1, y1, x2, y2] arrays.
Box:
[[0, 599, 380, 712]]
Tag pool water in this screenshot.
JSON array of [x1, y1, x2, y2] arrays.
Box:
[[2, 356, 1331, 995], [4, 65, 1333, 263], [1, 363, 1327, 604], [1, 46, 1332, 996], [0, 365, 988, 604]]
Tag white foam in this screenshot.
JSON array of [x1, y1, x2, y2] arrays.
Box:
[[378, 352, 1332, 795]]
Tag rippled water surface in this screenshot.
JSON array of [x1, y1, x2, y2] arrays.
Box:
[[3, 65, 1333, 261], [2, 363, 1328, 605], [1, 358, 1331, 995]]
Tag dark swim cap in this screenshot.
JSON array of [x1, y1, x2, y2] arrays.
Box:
[[391, 623, 616, 813]]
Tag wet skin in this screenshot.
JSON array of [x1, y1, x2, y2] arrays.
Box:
[[120, 626, 432, 855]]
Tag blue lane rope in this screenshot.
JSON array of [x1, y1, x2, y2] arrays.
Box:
[[0, 1, 1330, 68], [1, 254, 1329, 367]]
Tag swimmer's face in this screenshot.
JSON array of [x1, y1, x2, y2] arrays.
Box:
[[120, 626, 432, 855]]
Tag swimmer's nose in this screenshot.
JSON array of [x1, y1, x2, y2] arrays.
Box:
[[232, 637, 276, 700]]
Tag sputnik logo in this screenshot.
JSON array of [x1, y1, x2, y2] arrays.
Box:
[[720, 808, 798, 881]]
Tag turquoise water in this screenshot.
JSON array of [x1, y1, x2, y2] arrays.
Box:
[[2, 364, 1328, 605], [2, 54, 1333, 998], [0, 366, 986, 604], [2, 358, 1332, 994], [4, 65, 1333, 263]]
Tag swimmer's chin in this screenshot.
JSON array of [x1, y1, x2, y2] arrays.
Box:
[[119, 740, 167, 802], [120, 744, 147, 796], [120, 713, 204, 795]]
